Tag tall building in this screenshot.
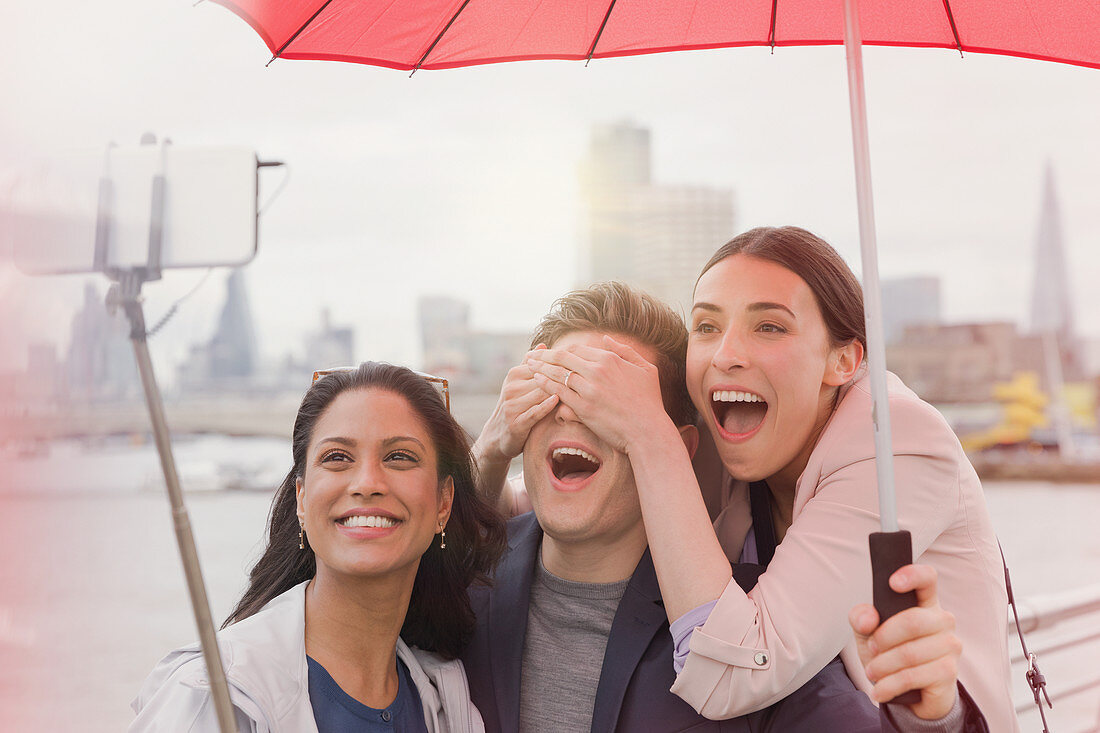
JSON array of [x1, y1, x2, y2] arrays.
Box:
[[270, 308, 357, 389], [418, 296, 471, 376], [583, 123, 651, 189], [306, 309, 355, 371], [635, 185, 736, 310], [208, 269, 258, 379], [417, 294, 529, 393], [579, 122, 651, 287], [580, 122, 735, 312], [882, 276, 941, 345], [464, 331, 533, 393], [1028, 163, 1083, 380], [177, 269, 258, 391], [1029, 164, 1073, 338], [66, 282, 138, 402]]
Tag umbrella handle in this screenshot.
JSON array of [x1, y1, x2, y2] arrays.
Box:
[[868, 530, 921, 706]]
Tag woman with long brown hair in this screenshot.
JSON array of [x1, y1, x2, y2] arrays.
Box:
[[131, 363, 505, 732], [517, 228, 1014, 730]]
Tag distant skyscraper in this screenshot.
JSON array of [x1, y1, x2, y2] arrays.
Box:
[[635, 185, 736, 311], [66, 282, 138, 402], [418, 296, 471, 375], [882, 276, 941, 344], [417, 295, 530, 392], [208, 269, 258, 379], [177, 269, 258, 391], [1029, 164, 1074, 337], [583, 122, 651, 189], [1028, 163, 1082, 380], [306, 309, 355, 370], [580, 122, 734, 312], [579, 122, 651, 287], [1026, 164, 1082, 455], [464, 331, 533, 392]]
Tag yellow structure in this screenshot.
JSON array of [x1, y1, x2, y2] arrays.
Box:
[[961, 373, 1048, 453]]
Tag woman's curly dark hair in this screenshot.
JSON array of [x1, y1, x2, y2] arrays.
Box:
[[224, 362, 506, 659]]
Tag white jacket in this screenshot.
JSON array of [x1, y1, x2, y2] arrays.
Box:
[[129, 580, 484, 733]]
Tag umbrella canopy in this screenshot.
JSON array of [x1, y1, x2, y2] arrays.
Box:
[[217, 0, 1100, 72]]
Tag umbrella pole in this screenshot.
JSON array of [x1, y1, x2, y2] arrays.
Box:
[[841, 0, 897, 532], [841, 1, 920, 699]]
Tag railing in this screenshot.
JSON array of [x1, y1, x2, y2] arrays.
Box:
[[1010, 583, 1100, 733]]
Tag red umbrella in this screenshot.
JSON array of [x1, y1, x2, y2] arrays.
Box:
[[209, 0, 1092, 724], [214, 0, 1100, 72]]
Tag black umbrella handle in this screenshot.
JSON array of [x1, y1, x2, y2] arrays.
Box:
[[869, 530, 921, 706]]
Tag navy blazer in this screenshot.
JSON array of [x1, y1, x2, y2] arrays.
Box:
[[462, 513, 887, 733]]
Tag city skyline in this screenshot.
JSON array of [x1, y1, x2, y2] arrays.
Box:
[[5, 145, 1096, 386], [1, 0, 1099, 381]]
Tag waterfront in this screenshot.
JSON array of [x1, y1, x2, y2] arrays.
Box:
[[1, 437, 1098, 731]]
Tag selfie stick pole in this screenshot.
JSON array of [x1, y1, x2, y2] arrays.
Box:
[[842, 0, 920, 706], [102, 138, 237, 733]]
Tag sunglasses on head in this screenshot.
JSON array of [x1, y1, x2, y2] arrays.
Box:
[[311, 366, 450, 412]]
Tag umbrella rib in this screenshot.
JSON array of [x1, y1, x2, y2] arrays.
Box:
[[940, 0, 965, 58], [585, 0, 620, 66], [768, 0, 778, 52], [411, 0, 473, 76], [267, 0, 336, 66]]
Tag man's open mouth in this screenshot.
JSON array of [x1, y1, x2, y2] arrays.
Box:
[[549, 445, 602, 485], [711, 389, 769, 437]]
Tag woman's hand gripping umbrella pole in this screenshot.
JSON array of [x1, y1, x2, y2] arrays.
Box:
[[841, 0, 920, 706]]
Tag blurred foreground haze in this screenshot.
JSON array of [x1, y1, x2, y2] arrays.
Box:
[[1, 3, 1100, 730]]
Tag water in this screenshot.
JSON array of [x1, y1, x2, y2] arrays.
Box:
[[1, 437, 1097, 731]]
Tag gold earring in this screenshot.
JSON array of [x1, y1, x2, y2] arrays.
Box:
[[439, 522, 447, 550], [298, 521, 305, 550]]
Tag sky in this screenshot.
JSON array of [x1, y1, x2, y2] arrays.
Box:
[[1, 0, 1098, 378]]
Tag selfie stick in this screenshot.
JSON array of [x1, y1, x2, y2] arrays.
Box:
[[843, 0, 920, 706], [100, 138, 237, 733]]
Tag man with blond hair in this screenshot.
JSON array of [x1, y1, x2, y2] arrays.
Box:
[[460, 282, 982, 733]]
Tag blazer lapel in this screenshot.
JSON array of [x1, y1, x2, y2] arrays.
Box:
[[589, 550, 667, 733], [489, 515, 541, 733]]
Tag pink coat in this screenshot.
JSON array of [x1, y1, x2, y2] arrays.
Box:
[[671, 371, 1018, 732]]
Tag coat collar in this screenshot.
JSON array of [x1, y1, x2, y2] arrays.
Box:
[[489, 513, 542, 732], [590, 549, 667, 733], [145, 580, 474, 733], [209, 579, 311, 722]]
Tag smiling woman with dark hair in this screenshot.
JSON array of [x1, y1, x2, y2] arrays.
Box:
[[130, 362, 505, 732]]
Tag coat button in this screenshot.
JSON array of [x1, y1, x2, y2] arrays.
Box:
[[381, 710, 392, 722], [754, 652, 769, 666]]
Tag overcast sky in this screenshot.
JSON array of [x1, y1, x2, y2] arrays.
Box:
[[1, 1, 1098, 377]]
